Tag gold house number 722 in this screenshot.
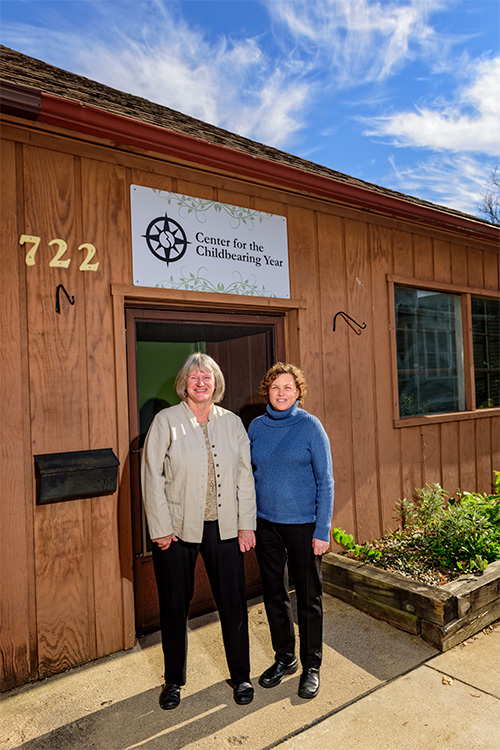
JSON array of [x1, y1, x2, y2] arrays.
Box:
[[20, 234, 100, 271]]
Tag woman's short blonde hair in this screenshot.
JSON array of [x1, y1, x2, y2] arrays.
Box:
[[259, 362, 307, 407], [175, 352, 226, 404]]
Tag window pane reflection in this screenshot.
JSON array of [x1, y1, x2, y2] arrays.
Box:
[[395, 286, 465, 417], [472, 297, 500, 408]]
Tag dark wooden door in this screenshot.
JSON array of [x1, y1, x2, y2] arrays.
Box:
[[126, 307, 284, 634]]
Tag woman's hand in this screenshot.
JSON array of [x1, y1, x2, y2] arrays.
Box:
[[238, 530, 256, 553], [153, 534, 178, 551], [312, 538, 330, 556]]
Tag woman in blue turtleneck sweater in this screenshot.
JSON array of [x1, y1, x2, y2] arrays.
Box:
[[248, 362, 334, 700]]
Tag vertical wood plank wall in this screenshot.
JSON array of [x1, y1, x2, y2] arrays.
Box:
[[1, 140, 37, 688], [1, 122, 498, 690]]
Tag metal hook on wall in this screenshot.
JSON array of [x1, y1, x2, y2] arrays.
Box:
[[333, 311, 367, 335], [55, 284, 75, 314]]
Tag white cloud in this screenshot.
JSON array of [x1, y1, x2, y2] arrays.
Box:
[[0, 4, 310, 149], [225, 72, 310, 145], [364, 56, 500, 156], [265, 0, 452, 86], [0, 0, 468, 152], [386, 152, 491, 213]]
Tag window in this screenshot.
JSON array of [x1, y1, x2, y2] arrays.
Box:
[[472, 296, 500, 408], [395, 287, 465, 417], [394, 284, 499, 419]]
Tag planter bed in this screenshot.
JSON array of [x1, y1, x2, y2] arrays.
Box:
[[322, 552, 500, 651]]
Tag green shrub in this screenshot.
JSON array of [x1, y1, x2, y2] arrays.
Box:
[[332, 472, 500, 584]]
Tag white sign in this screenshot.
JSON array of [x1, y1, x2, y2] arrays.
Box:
[[130, 185, 289, 298]]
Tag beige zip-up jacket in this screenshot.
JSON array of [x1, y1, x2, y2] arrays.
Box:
[[141, 401, 256, 543]]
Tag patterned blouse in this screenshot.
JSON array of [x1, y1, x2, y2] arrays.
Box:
[[201, 422, 218, 521]]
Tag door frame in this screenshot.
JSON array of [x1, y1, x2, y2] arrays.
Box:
[[111, 284, 307, 644]]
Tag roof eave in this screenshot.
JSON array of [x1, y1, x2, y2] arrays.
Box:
[[7, 87, 500, 243]]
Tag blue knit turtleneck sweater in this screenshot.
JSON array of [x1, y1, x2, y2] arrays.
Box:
[[248, 401, 334, 542]]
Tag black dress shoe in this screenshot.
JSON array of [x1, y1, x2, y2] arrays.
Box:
[[159, 683, 181, 710], [233, 680, 254, 705], [298, 668, 320, 699], [258, 658, 298, 688]]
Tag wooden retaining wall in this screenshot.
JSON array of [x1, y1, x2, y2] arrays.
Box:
[[322, 553, 500, 651]]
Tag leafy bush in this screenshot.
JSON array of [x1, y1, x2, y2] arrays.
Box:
[[332, 472, 500, 585]]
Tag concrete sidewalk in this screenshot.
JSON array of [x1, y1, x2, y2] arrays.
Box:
[[1, 594, 498, 750]]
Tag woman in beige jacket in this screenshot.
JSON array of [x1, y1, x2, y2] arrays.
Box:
[[141, 352, 256, 710]]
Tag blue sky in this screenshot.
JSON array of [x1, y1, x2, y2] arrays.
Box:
[[1, 0, 499, 216]]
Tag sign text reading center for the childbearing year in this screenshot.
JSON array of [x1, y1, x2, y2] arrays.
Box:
[[194, 232, 283, 268]]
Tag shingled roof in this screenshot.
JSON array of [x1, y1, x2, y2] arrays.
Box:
[[0, 44, 494, 229]]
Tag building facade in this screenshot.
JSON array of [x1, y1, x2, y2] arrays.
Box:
[[1, 47, 499, 690]]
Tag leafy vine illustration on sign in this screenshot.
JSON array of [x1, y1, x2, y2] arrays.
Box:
[[155, 191, 273, 229], [156, 267, 276, 297]]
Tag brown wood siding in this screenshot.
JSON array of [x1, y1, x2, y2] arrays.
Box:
[[23, 145, 93, 678], [80, 158, 129, 658], [345, 218, 381, 541], [0, 139, 37, 689], [287, 205, 325, 421], [441, 422, 460, 497], [317, 213, 356, 535], [371, 224, 402, 534], [1, 118, 498, 689]]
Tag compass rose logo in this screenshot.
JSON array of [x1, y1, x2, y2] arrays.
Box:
[[143, 212, 190, 266]]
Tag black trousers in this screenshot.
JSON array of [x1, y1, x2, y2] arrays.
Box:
[[256, 517, 323, 670], [152, 520, 250, 686]]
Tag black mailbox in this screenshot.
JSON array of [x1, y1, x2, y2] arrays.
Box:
[[34, 449, 120, 505]]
